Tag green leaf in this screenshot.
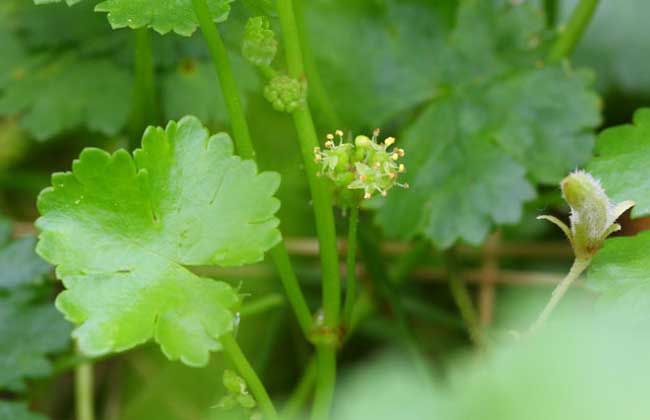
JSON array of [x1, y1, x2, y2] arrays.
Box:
[[0, 231, 50, 289], [92, 0, 233, 36], [0, 401, 47, 420], [376, 99, 535, 248], [0, 55, 132, 141], [0, 287, 71, 392], [36, 116, 282, 366], [588, 231, 650, 312], [588, 108, 650, 218], [374, 0, 599, 248]]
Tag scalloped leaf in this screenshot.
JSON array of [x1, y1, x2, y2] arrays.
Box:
[[373, 0, 599, 248], [0, 55, 132, 141], [36, 116, 281, 366], [588, 108, 650, 218], [36, 0, 234, 36], [0, 287, 71, 392]]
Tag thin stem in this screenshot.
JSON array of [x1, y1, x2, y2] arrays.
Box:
[[191, 0, 313, 338], [544, 0, 559, 28], [443, 250, 483, 347], [282, 357, 317, 420], [191, 0, 255, 159], [130, 28, 158, 146], [240, 293, 285, 318], [358, 225, 433, 385], [276, 1, 341, 417], [221, 333, 279, 420], [292, 0, 341, 128], [342, 206, 359, 326], [269, 245, 314, 336], [75, 349, 94, 420], [547, 0, 599, 62], [528, 258, 591, 334]]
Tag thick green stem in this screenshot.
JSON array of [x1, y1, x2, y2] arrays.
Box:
[[547, 0, 599, 62], [342, 206, 359, 326], [276, 1, 341, 417], [75, 350, 94, 420], [221, 333, 279, 420], [130, 29, 157, 145], [528, 258, 591, 334], [191, 0, 255, 159], [311, 346, 336, 420], [292, 0, 341, 128], [443, 251, 483, 347], [544, 0, 558, 27], [191, 0, 312, 338]]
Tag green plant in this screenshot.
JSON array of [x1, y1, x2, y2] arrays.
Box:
[[4, 0, 650, 419]]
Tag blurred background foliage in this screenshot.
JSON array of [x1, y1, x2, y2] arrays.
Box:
[[1, 0, 649, 419]]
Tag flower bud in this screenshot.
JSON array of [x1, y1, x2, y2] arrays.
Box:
[[242, 16, 277, 66], [539, 170, 634, 260], [264, 75, 307, 113]]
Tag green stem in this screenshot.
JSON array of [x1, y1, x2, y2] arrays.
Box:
[[311, 346, 336, 420], [544, 0, 558, 27], [443, 250, 483, 347], [240, 293, 285, 318], [276, 0, 341, 330], [75, 351, 94, 420], [292, 0, 341, 128], [191, 0, 312, 338], [191, 0, 255, 159], [547, 0, 599, 62], [221, 333, 279, 420], [276, 1, 341, 417], [358, 225, 432, 384], [269, 245, 314, 336], [282, 357, 317, 420], [528, 258, 591, 334], [130, 28, 157, 145], [342, 206, 359, 326]]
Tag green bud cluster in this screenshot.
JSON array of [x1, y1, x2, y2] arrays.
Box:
[[216, 370, 258, 417], [264, 75, 307, 112], [539, 170, 634, 260], [242, 16, 277, 66], [314, 129, 408, 207]]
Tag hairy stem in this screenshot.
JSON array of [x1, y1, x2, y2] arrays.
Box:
[[276, 1, 341, 417], [221, 333, 279, 420], [75, 350, 94, 420], [191, 0, 312, 337], [547, 0, 600, 62], [130, 28, 157, 145], [443, 250, 483, 347], [191, 0, 255, 158], [343, 206, 359, 326], [528, 258, 591, 334]]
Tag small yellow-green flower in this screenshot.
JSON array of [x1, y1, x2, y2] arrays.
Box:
[[538, 170, 634, 260], [314, 129, 408, 206]]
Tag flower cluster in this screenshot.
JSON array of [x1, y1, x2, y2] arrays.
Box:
[[314, 129, 408, 206], [264, 75, 307, 113], [539, 170, 634, 260]]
